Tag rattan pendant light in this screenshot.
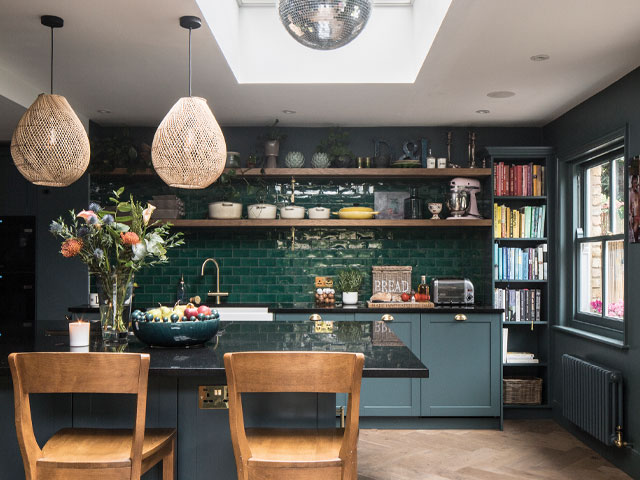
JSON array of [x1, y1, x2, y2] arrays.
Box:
[[152, 16, 226, 189], [11, 15, 90, 187]]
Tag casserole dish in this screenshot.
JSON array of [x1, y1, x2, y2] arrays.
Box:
[[209, 202, 242, 219], [332, 206, 379, 219], [248, 203, 277, 219], [308, 206, 330, 219], [280, 205, 306, 219]]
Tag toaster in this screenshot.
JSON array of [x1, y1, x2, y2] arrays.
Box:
[[432, 278, 474, 305]]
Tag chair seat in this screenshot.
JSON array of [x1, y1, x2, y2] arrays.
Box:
[[246, 428, 345, 467], [38, 428, 176, 469]]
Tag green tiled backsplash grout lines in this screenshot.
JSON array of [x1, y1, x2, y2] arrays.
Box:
[[91, 178, 491, 307]]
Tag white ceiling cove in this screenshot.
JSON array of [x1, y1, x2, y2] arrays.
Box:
[[0, 0, 639, 141]]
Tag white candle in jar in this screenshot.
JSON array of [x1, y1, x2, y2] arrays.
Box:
[[69, 321, 90, 347]]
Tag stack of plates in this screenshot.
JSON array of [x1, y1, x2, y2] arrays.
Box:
[[391, 159, 421, 168]]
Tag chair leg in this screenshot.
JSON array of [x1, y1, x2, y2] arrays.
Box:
[[162, 438, 175, 480]]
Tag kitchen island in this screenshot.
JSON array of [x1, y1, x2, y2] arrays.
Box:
[[0, 320, 427, 479]]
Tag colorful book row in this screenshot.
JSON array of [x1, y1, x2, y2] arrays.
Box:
[[495, 287, 542, 323], [494, 244, 548, 280], [494, 204, 546, 238], [494, 162, 545, 197]]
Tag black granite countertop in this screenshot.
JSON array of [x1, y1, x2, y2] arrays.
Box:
[[1, 321, 428, 381], [69, 303, 502, 314]]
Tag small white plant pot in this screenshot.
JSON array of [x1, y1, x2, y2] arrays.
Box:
[[342, 292, 359, 305]]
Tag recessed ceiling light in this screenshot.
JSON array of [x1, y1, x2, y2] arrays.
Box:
[[475, 109, 490, 114], [487, 91, 515, 98], [97, 109, 111, 114], [530, 54, 550, 62], [282, 109, 296, 114]]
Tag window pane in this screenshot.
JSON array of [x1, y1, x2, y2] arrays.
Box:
[[586, 163, 610, 236], [578, 241, 602, 315], [605, 240, 624, 319], [613, 158, 624, 235]]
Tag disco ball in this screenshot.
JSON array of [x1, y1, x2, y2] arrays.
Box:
[[277, 0, 373, 50]]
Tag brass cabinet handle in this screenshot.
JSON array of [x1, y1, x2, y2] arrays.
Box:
[[454, 314, 467, 322], [309, 313, 322, 322], [381, 314, 394, 322]]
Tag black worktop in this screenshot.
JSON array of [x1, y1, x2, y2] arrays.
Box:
[[69, 303, 502, 314], [1, 321, 428, 381]]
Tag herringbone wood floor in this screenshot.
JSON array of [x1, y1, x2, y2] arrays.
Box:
[[357, 420, 631, 480]]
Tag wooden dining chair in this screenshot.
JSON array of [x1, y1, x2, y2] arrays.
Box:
[[9, 352, 175, 480], [224, 351, 365, 480]]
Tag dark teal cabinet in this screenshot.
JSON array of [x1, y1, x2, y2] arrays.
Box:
[[421, 313, 501, 417], [336, 313, 421, 416], [275, 312, 355, 322]]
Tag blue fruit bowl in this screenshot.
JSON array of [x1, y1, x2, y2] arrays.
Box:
[[132, 318, 220, 347]]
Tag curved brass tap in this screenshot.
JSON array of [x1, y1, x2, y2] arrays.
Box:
[[201, 258, 228, 305]]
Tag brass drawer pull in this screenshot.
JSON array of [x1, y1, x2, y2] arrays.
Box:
[[454, 314, 467, 322], [381, 314, 394, 322], [309, 313, 322, 322]]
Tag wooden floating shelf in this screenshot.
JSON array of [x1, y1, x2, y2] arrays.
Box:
[[503, 321, 548, 325], [495, 237, 547, 242], [93, 167, 491, 179], [494, 196, 547, 201], [157, 218, 493, 228]]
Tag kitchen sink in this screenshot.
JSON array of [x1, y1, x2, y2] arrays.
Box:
[[213, 306, 273, 321]]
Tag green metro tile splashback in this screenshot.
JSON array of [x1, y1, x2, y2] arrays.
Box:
[[91, 175, 492, 307]]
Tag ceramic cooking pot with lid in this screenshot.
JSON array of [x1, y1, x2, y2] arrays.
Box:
[[333, 206, 379, 219], [279, 205, 306, 219], [248, 203, 277, 219], [209, 202, 242, 219], [308, 206, 330, 219]]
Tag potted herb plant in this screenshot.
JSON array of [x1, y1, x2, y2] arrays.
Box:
[[316, 127, 354, 168], [336, 268, 364, 305]]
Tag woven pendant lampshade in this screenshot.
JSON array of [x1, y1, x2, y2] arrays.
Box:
[[152, 16, 226, 189], [152, 96, 226, 189], [11, 16, 90, 187], [11, 93, 90, 187]]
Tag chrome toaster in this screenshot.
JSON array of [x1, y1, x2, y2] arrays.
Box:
[[432, 278, 474, 305]]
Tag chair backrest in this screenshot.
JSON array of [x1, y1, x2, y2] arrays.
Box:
[[9, 352, 150, 480], [224, 351, 365, 477]]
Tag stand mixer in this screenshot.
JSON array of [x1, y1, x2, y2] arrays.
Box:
[[446, 177, 483, 219]]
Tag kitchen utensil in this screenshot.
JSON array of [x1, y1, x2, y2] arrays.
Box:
[[445, 189, 469, 218], [428, 203, 443, 219], [280, 205, 306, 219], [308, 206, 330, 219], [248, 203, 277, 219], [209, 202, 242, 219], [448, 177, 483, 218], [333, 206, 379, 219]]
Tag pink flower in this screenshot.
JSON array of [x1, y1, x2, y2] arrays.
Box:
[[77, 210, 98, 224]]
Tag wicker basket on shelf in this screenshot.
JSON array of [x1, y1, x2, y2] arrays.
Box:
[[503, 376, 542, 405]]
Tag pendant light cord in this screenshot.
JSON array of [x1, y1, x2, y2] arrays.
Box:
[[188, 27, 192, 97], [50, 26, 54, 94]]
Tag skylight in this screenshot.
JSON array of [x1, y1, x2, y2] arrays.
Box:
[[197, 0, 451, 84]]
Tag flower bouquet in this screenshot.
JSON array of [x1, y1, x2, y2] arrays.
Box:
[[50, 187, 184, 342]]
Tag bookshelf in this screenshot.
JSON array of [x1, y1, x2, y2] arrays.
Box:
[[483, 146, 554, 414]]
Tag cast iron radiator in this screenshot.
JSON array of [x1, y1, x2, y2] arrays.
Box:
[[562, 354, 623, 446]]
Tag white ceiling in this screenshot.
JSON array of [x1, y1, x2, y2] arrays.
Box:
[[1, 0, 639, 141]]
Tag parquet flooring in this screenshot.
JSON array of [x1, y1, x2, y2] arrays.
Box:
[[357, 420, 631, 480]]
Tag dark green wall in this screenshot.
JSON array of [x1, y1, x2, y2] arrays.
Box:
[[90, 125, 542, 308], [543, 67, 640, 477]]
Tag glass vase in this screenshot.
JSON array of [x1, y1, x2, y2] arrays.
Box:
[[97, 273, 134, 344]]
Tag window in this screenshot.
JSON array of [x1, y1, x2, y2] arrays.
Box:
[[573, 135, 625, 334]]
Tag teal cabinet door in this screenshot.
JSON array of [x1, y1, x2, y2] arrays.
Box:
[[275, 312, 355, 322], [421, 313, 501, 417], [342, 313, 421, 416]]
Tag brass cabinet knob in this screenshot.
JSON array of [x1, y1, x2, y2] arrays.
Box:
[[381, 314, 394, 322], [454, 313, 467, 322], [309, 313, 322, 322]]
